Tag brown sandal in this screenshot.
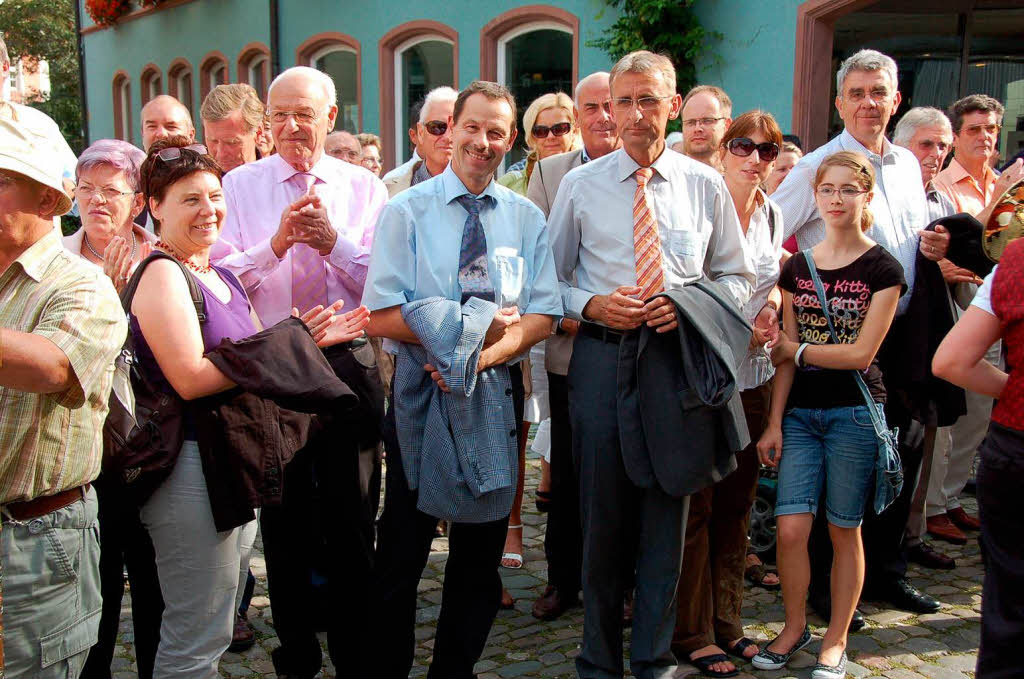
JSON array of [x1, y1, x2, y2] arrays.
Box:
[[744, 562, 780, 590]]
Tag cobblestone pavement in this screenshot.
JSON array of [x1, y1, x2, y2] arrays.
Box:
[[113, 457, 985, 678]]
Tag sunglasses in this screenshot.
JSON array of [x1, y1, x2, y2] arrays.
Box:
[[423, 120, 448, 136], [726, 137, 780, 162], [156, 144, 209, 163], [532, 122, 572, 139]]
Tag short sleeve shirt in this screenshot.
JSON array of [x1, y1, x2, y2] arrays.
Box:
[[778, 245, 906, 408]]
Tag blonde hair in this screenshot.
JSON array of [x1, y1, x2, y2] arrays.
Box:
[[356, 132, 381, 153], [814, 151, 875, 232], [523, 92, 579, 153], [201, 84, 265, 134]]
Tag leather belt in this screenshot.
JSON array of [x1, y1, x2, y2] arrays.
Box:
[[578, 322, 627, 344], [2, 484, 89, 522]]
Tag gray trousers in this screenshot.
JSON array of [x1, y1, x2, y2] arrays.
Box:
[[569, 334, 689, 679], [1, 486, 101, 679]]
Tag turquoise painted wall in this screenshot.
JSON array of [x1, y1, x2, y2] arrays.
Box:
[[81, 0, 618, 145], [692, 0, 801, 133]]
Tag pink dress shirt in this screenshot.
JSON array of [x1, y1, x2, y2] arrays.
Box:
[[212, 152, 388, 325]]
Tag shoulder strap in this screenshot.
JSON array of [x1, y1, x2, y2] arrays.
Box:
[[120, 251, 207, 324], [801, 250, 885, 432], [767, 201, 776, 241]]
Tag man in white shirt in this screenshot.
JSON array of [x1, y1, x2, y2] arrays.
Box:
[[773, 48, 950, 619], [549, 50, 754, 678]]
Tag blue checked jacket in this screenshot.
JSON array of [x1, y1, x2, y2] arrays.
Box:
[[394, 296, 519, 523]]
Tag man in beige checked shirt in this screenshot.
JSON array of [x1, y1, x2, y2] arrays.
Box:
[[0, 118, 126, 678]]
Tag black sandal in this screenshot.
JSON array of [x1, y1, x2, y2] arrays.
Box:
[[689, 653, 739, 678], [723, 637, 758, 662], [744, 561, 781, 590]]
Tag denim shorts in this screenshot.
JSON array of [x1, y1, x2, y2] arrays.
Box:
[[774, 405, 878, 527]]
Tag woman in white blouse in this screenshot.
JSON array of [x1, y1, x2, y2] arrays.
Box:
[[672, 111, 786, 678]]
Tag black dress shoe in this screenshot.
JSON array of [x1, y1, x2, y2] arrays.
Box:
[[807, 590, 865, 632], [531, 585, 580, 620], [908, 541, 956, 570], [868, 578, 940, 614]]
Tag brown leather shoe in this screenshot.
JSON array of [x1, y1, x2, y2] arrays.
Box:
[[908, 541, 956, 569], [228, 612, 256, 653], [927, 514, 967, 544], [531, 585, 580, 620], [623, 590, 634, 628], [947, 506, 981, 531]]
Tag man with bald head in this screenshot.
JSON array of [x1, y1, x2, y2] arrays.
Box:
[[212, 66, 388, 678], [525, 70, 620, 621], [140, 94, 195, 151], [325, 130, 363, 165]]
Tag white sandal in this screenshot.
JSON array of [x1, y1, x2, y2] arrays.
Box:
[[501, 524, 524, 569]]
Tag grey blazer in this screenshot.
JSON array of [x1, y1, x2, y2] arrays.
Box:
[[526, 148, 585, 375], [616, 280, 752, 498]]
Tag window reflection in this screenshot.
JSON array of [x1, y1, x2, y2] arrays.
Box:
[[314, 48, 360, 134]]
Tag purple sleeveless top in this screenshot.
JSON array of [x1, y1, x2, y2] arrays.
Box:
[[129, 264, 257, 396]]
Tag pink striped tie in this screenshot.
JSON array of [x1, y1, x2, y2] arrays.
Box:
[[289, 172, 329, 315]]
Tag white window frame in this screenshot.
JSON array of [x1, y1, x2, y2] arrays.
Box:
[[207, 62, 226, 93], [247, 55, 268, 96], [118, 78, 132, 141], [393, 35, 455, 166]]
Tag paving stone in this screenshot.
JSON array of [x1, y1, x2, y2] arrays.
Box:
[[917, 613, 962, 630], [498, 660, 544, 677], [872, 628, 908, 645], [914, 664, 968, 679], [900, 637, 951, 656], [935, 655, 976, 672]]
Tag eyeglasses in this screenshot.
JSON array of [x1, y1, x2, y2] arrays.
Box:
[[682, 117, 726, 129], [268, 109, 320, 125], [612, 96, 673, 113], [156, 144, 209, 163], [361, 156, 382, 168], [423, 120, 448, 136], [331, 148, 362, 161], [74, 186, 137, 202], [532, 122, 572, 139], [962, 123, 1001, 136], [815, 185, 869, 198], [726, 137, 780, 162]]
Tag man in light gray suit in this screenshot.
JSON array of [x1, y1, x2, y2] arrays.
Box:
[[524, 70, 621, 621]]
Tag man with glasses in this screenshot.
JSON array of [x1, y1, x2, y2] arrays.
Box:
[[675, 85, 732, 170], [548, 50, 754, 678], [212, 65, 388, 679], [384, 85, 458, 197], [774, 48, 950, 621], [325, 129, 364, 165]]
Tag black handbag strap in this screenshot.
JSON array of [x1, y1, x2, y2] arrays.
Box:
[[120, 251, 207, 324]]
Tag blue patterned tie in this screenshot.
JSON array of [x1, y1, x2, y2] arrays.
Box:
[[455, 194, 494, 303]]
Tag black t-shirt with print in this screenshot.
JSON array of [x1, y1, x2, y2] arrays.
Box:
[[778, 245, 906, 409]]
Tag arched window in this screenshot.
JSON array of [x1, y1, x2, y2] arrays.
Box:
[[167, 59, 194, 116], [482, 7, 579, 169], [237, 43, 272, 101], [296, 33, 361, 133], [199, 51, 230, 103], [140, 63, 163, 107], [378, 22, 458, 170], [112, 70, 132, 143]]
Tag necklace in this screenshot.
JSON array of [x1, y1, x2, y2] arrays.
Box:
[[155, 240, 212, 273], [84, 230, 137, 262]]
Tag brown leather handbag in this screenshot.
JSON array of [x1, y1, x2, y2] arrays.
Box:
[[102, 252, 206, 504]]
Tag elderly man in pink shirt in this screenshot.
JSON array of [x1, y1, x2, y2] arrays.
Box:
[[212, 65, 388, 679]]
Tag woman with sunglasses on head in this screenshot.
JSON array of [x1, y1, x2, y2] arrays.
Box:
[[130, 137, 368, 677], [495, 92, 581, 608], [670, 111, 785, 678], [753, 151, 905, 679]]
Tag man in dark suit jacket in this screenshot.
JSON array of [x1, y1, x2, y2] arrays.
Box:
[[524, 70, 621, 621]]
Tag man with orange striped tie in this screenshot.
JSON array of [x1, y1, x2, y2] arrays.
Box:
[[548, 50, 755, 679]]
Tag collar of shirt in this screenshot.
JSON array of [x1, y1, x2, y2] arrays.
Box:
[[441, 164, 501, 204], [946, 156, 996, 189], [839, 128, 897, 166], [9, 229, 62, 283], [268, 151, 334, 187], [613, 145, 673, 184], [581, 146, 591, 164]]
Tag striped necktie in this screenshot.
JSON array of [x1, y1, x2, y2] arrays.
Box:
[[289, 172, 329, 315], [633, 167, 665, 300]]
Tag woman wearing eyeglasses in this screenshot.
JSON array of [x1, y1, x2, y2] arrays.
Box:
[[670, 111, 785, 678], [356, 132, 383, 177], [753, 151, 904, 679], [65, 139, 164, 679], [65, 139, 158, 293], [129, 137, 367, 677]]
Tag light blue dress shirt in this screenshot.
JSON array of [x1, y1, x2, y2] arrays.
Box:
[[363, 164, 564, 355]]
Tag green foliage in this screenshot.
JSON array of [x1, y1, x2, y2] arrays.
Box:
[[1, 0, 84, 153], [590, 0, 721, 132]]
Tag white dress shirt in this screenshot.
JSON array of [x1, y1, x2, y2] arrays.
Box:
[[773, 129, 928, 314], [548, 147, 754, 322], [737, 191, 784, 391]]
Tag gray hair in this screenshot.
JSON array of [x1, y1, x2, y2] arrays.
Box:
[[419, 86, 458, 123], [609, 51, 676, 95], [836, 49, 898, 95], [76, 139, 147, 192], [0, 33, 9, 68], [574, 71, 610, 107], [267, 66, 337, 113], [893, 107, 952, 147]]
